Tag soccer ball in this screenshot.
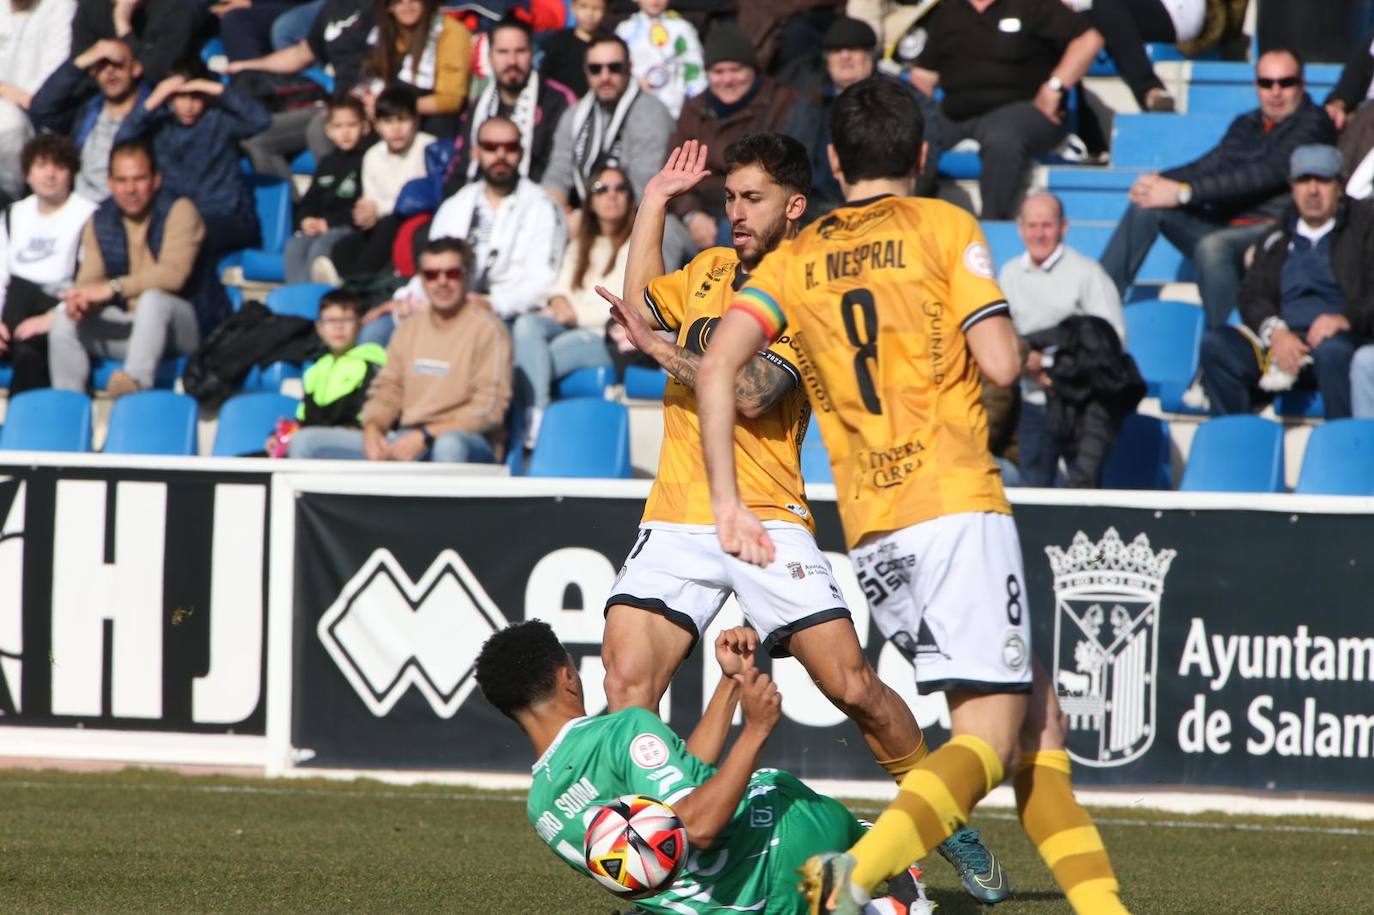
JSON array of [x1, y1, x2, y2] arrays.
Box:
[[583, 794, 688, 898]]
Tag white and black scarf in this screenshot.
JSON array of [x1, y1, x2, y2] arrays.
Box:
[[568, 81, 640, 199], [466, 71, 540, 180]]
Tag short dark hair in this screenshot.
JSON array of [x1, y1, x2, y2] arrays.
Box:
[[490, 12, 533, 46], [326, 93, 367, 120], [374, 83, 419, 121], [109, 138, 157, 173], [167, 55, 212, 84], [420, 236, 475, 274], [1259, 46, 1305, 75], [829, 78, 923, 184], [318, 288, 363, 316], [724, 132, 811, 196], [21, 133, 80, 177], [587, 32, 630, 63], [475, 620, 570, 718]]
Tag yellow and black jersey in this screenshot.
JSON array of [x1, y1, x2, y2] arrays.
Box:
[[729, 195, 1011, 548], [641, 246, 813, 530]]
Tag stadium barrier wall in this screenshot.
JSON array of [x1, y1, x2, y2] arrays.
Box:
[[2, 456, 1372, 797]]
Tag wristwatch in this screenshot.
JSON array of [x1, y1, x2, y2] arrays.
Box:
[[108, 277, 123, 298], [1047, 75, 1065, 93]]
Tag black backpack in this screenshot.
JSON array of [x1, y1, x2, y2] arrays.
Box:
[[182, 300, 324, 407]]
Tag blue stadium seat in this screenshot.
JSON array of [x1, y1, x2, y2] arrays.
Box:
[[302, 66, 334, 93], [801, 441, 832, 485], [290, 148, 317, 176], [239, 176, 294, 283], [1111, 114, 1229, 171], [1274, 388, 1325, 419], [1123, 299, 1203, 399], [554, 365, 613, 399], [0, 363, 13, 389], [103, 390, 199, 456], [527, 398, 631, 478], [623, 365, 668, 400], [980, 221, 1023, 270], [1295, 419, 1374, 495], [1179, 415, 1285, 492], [266, 282, 332, 320], [90, 356, 186, 391], [0, 389, 91, 452], [1063, 223, 1113, 260], [1100, 413, 1172, 490], [243, 361, 305, 393], [212, 392, 299, 456]]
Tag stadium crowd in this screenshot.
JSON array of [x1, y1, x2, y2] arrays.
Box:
[[0, 0, 1371, 485]]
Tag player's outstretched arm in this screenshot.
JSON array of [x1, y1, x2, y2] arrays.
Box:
[[699, 310, 776, 567], [622, 141, 711, 323], [673, 666, 780, 848], [598, 284, 794, 417], [684, 628, 759, 764], [965, 313, 1024, 388]]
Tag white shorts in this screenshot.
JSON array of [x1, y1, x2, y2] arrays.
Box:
[[850, 512, 1033, 696], [606, 524, 850, 657]]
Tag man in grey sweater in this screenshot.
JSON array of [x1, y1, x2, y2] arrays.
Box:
[[542, 34, 674, 208], [999, 192, 1125, 486]]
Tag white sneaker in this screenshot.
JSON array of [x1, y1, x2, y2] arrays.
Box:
[[310, 256, 342, 286], [1181, 379, 1210, 412], [523, 407, 543, 451]]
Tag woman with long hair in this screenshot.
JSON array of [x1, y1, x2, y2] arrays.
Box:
[[361, 0, 472, 134], [512, 162, 633, 447]]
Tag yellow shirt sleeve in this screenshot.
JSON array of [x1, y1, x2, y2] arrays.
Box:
[[645, 260, 694, 332], [945, 210, 1010, 332], [729, 240, 791, 342]]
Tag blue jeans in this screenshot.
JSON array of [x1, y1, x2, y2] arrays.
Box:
[[271, 0, 324, 49], [357, 312, 396, 348], [1016, 398, 1061, 486], [284, 226, 353, 285], [1351, 344, 1374, 418], [511, 312, 612, 411], [1200, 326, 1358, 418], [1100, 205, 1271, 328], [287, 426, 496, 462]]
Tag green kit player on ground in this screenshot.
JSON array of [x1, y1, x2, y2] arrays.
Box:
[[474, 620, 930, 915]]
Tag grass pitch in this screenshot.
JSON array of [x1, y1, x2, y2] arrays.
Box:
[[1, 767, 1370, 913]]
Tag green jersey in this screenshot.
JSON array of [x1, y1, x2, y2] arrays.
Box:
[[526, 707, 863, 915]]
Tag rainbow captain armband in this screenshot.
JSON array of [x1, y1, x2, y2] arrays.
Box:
[[731, 287, 787, 342]]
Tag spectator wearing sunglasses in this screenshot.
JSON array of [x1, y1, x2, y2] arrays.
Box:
[[544, 34, 675, 207], [289, 237, 511, 463], [392, 116, 565, 335], [512, 162, 631, 447], [1101, 48, 1336, 331]]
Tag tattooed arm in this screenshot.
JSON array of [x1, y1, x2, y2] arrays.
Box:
[[599, 284, 795, 418]]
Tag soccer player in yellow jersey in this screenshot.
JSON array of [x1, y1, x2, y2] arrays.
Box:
[[697, 80, 1130, 915], [597, 134, 1008, 905]]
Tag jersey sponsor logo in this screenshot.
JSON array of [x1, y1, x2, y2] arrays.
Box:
[[864, 439, 925, 490], [1047, 528, 1176, 767], [784, 503, 810, 521], [1003, 633, 1028, 671], [963, 241, 994, 279], [815, 206, 893, 242], [682, 316, 717, 355], [317, 548, 509, 718], [630, 732, 671, 769]]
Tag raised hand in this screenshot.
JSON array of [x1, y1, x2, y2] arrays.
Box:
[[736, 667, 781, 735], [597, 284, 665, 358], [643, 141, 711, 204]]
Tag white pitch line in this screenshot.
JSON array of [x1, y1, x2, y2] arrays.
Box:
[[5, 779, 1374, 838]]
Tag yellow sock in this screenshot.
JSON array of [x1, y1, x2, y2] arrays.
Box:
[[848, 734, 1003, 891], [876, 733, 929, 783], [1015, 750, 1129, 915]]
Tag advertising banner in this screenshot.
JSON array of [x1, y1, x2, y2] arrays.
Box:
[[0, 461, 270, 737], [290, 487, 1374, 793]]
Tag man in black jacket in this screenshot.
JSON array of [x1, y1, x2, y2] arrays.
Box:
[[1198, 144, 1372, 420], [1100, 48, 1335, 329]]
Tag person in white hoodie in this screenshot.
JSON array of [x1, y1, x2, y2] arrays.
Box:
[[361, 115, 565, 349], [0, 133, 96, 390], [0, 0, 75, 198]]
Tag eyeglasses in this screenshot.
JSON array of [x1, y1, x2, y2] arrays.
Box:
[[1256, 75, 1301, 90], [479, 140, 521, 154], [592, 181, 629, 196], [586, 61, 626, 76], [421, 268, 464, 282]]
